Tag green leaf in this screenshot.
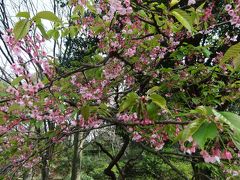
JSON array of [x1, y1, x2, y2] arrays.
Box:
[[44, 131, 56, 138], [170, 0, 180, 7], [229, 131, 240, 150], [147, 102, 158, 120], [176, 118, 205, 142], [47, 29, 55, 37], [13, 19, 31, 40], [47, 29, 60, 40], [36, 23, 49, 39], [138, 10, 148, 18], [0, 92, 8, 97], [11, 76, 24, 86], [16, 11, 30, 19], [8, 103, 24, 112], [81, 105, 90, 120], [221, 42, 240, 69], [119, 92, 138, 112], [58, 104, 65, 112], [171, 9, 193, 33], [69, 26, 78, 38], [52, 30, 60, 40], [149, 93, 167, 110], [213, 110, 240, 150], [71, 14, 80, 20], [73, 5, 85, 16], [98, 103, 111, 117], [193, 122, 218, 149], [190, 106, 213, 116], [228, 131, 240, 150], [33, 11, 61, 22], [158, 3, 167, 11], [146, 86, 160, 95], [91, 25, 104, 34], [215, 111, 240, 131], [0, 111, 5, 125], [86, 2, 96, 14], [192, 97, 200, 105], [199, 47, 211, 57], [233, 54, 240, 70], [197, 2, 206, 12]]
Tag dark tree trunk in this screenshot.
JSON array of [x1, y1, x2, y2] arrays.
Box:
[[41, 156, 49, 180], [71, 130, 80, 180], [192, 162, 211, 180]]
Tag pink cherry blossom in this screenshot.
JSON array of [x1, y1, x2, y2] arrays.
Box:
[[125, 47, 136, 57], [200, 150, 221, 163], [188, 0, 196, 6], [221, 150, 233, 160], [12, 46, 22, 56], [225, 4, 232, 11], [228, 10, 235, 16], [154, 142, 164, 151], [132, 132, 142, 142]]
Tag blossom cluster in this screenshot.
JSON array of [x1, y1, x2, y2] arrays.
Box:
[[200, 149, 233, 163], [117, 113, 152, 125], [102, 0, 132, 21], [103, 59, 124, 80], [118, 113, 168, 151], [72, 115, 103, 129], [225, 3, 240, 27], [79, 79, 108, 101]]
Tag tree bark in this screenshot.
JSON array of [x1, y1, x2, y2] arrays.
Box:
[[192, 162, 212, 180], [41, 156, 49, 180], [104, 136, 129, 180], [71, 130, 80, 180], [77, 132, 85, 180]]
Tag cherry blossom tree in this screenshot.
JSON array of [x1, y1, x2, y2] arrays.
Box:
[[1, 0, 240, 179]]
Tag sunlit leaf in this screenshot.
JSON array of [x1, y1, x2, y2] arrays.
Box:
[[170, 0, 180, 7], [13, 19, 31, 40], [193, 122, 218, 149], [16, 11, 30, 19], [146, 86, 160, 95], [215, 111, 240, 131], [33, 11, 61, 22], [81, 105, 90, 120], [11, 76, 24, 86], [138, 10, 148, 18], [149, 93, 167, 110], [171, 9, 193, 33], [36, 23, 49, 39], [176, 118, 205, 142], [8, 103, 24, 112], [221, 42, 240, 70], [119, 92, 138, 112]]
